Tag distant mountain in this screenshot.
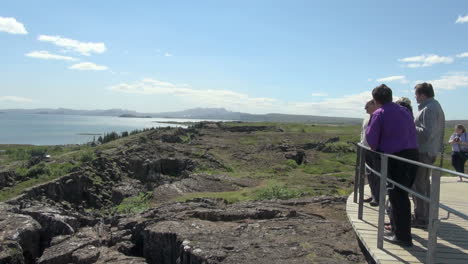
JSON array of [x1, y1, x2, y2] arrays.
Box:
[[445, 120, 468, 128], [2, 107, 363, 125], [1, 108, 139, 117], [152, 108, 363, 125], [119, 114, 152, 118], [152, 108, 242, 120], [2, 107, 466, 126]]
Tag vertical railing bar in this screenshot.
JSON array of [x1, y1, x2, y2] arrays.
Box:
[[426, 169, 441, 264], [377, 154, 388, 249], [354, 147, 361, 203], [358, 148, 366, 220], [353, 143, 468, 262]]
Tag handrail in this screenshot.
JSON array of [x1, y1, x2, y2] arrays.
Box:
[[359, 143, 468, 179], [365, 163, 431, 202], [354, 143, 468, 264]]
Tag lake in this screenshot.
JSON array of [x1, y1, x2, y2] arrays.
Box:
[[0, 113, 215, 145]]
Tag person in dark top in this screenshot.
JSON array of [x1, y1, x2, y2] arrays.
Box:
[[366, 84, 419, 247], [448, 124, 468, 181]]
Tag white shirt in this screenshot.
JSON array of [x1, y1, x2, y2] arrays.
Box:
[[450, 133, 468, 152], [361, 115, 370, 147]]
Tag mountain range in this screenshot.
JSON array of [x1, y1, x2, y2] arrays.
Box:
[[1, 107, 364, 125]]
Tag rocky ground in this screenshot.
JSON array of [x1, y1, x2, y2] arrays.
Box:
[[0, 122, 367, 264]]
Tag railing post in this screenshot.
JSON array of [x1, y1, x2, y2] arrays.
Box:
[[354, 146, 361, 203], [426, 169, 441, 264], [358, 148, 366, 220], [377, 154, 388, 249]]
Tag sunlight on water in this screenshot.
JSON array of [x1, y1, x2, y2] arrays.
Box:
[[0, 113, 214, 145]]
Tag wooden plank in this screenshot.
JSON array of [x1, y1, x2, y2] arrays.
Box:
[[346, 177, 468, 264]]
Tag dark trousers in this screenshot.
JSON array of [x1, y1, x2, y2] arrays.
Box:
[[365, 151, 380, 201], [452, 152, 467, 173], [388, 149, 419, 242]]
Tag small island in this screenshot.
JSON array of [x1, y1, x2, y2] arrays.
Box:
[[118, 114, 152, 118]]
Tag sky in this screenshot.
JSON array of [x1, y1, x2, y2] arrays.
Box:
[[1, 0, 468, 119]]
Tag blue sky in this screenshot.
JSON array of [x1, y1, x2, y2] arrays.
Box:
[[1, 0, 468, 119]]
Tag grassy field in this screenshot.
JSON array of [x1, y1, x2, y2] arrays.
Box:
[[0, 144, 95, 201], [1, 122, 465, 207], [169, 123, 362, 203]]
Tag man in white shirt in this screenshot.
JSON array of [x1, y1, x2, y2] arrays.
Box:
[[361, 99, 379, 206]]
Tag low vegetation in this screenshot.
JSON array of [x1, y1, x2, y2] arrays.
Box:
[[1, 122, 464, 209], [0, 145, 97, 201], [112, 192, 152, 214], [96, 127, 155, 144]]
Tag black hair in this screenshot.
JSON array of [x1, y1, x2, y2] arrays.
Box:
[[415, 82, 435, 98], [372, 84, 393, 104]]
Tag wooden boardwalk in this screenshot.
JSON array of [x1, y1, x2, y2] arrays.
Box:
[[346, 177, 468, 264]]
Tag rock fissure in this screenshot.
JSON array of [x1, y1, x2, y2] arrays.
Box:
[[1, 126, 365, 264]]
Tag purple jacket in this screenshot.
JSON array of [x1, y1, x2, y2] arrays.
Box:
[[366, 102, 418, 154]]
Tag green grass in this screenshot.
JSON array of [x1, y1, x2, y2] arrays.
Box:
[[176, 180, 305, 204], [302, 152, 355, 175], [0, 145, 97, 202], [113, 192, 152, 214], [0, 161, 80, 201], [0, 168, 70, 201], [0, 145, 89, 163], [255, 184, 303, 200], [191, 123, 360, 201], [175, 188, 257, 204]]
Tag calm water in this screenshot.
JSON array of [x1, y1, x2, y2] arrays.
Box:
[[0, 113, 212, 145]]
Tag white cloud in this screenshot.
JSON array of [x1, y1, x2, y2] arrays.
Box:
[[0, 96, 33, 103], [456, 15, 468, 24], [38, 35, 106, 56], [456, 52, 468, 58], [25, 50, 78, 61], [290, 92, 372, 116], [416, 73, 468, 91], [311, 93, 328, 97], [109, 78, 277, 111], [69, 62, 108, 71], [164, 52, 172, 57], [109, 78, 375, 117], [0, 16, 27, 35], [376, 75, 408, 83], [398, 54, 454, 68]]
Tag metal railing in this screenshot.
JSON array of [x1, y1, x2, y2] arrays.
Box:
[[353, 143, 468, 264]]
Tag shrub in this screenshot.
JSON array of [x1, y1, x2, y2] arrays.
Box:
[[25, 162, 50, 178], [321, 142, 355, 153], [30, 148, 47, 157], [114, 192, 152, 214], [255, 185, 302, 200], [285, 159, 299, 169], [79, 151, 96, 163]]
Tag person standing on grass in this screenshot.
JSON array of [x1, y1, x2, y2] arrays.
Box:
[[360, 99, 380, 206], [366, 84, 419, 247], [412, 82, 445, 228], [449, 124, 468, 181]]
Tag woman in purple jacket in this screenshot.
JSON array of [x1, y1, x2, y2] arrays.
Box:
[[366, 84, 419, 247]]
